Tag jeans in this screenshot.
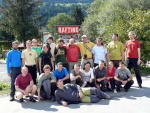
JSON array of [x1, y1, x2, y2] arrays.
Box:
[[10, 67, 21, 97], [126, 58, 142, 85], [96, 79, 107, 91], [115, 80, 134, 91], [107, 78, 115, 90], [85, 79, 95, 87], [26, 65, 37, 84], [40, 81, 57, 99]]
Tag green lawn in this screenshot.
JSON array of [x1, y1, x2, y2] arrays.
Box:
[[0, 82, 10, 96], [140, 66, 150, 76]]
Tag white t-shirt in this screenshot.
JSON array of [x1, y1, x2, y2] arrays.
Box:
[[92, 45, 107, 63], [49, 43, 56, 61], [81, 68, 94, 82]]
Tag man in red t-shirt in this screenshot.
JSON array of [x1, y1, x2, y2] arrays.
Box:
[[15, 67, 37, 102], [125, 31, 142, 88], [66, 38, 80, 73]]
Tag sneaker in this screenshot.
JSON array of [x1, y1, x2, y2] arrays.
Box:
[[114, 89, 117, 93], [138, 84, 142, 88], [19, 98, 23, 102], [51, 96, 56, 102], [10, 96, 14, 101], [29, 97, 36, 102], [116, 88, 121, 92], [124, 89, 128, 92]]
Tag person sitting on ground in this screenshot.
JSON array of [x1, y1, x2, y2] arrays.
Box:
[[94, 60, 107, 92], [37, 65, 57, 102], [106, 61, 117, 93], [81, 61, 95, 87], [55, 80, 110, 107], [53, 62, 70, 84], [15, 67, 37, 102], [114, 61, 134, 92], [70, 64, 86, 87]]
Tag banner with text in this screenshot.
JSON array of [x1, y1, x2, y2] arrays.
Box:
[[58, 26, 80, 34]]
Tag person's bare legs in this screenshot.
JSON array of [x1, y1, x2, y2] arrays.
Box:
[[16, 92, 24, 102], [25, 85, 37, 102]]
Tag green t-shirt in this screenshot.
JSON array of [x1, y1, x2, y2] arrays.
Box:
[[31, 46, 42, 59], [54, 47, 67, 64], [107, 41, 124, 60]]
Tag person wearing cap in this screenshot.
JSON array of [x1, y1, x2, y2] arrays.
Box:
[[54, 38, 68, 71], [31, 38, 42, 73], [107, 33, 124, 68], [66, 38, 80, 73], [47, 36, 56, 70], [76, 35, 95, 69]]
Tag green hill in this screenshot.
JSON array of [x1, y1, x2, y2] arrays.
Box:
[[43, 0, 94, 3]]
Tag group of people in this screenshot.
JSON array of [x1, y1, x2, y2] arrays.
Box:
[[6, 31, 142, 107]]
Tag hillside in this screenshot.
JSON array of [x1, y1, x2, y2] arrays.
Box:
[[43, 0, 94, 3], [40, 0, 94, 25]]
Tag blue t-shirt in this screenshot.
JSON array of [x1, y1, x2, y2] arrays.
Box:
[[53, 67, 68, 80]]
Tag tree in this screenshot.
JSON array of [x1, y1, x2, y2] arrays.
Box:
[[72, 5, 84, 25], [47, 13, 75, 34], [0, 0, 43, 48], [82, 0, 150, 63]]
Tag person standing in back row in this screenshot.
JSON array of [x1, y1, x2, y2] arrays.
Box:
[[92, 37, 108, 67], [6, 41, 22, 101], [125, 31, 142, 88], [54, 38, 68, 71], [22, 40, 37, 84], [107, 33, 124, 68], [31, 38, 42, 73], [47, 36, 56, 70], [76, 35, 95, 69], [66, 38, 80, 73]]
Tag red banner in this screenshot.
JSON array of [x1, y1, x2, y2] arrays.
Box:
[[58, 26, 80, 34]]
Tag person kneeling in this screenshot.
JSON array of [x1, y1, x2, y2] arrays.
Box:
[[55, 80, 110, 107], [37, 65, 57, 102], [15, 67, 37, 102], [114, 62, 134, 92]]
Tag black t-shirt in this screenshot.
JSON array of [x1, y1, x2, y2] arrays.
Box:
[[94, 66, 107, 79], [40, 52, 52, 66]]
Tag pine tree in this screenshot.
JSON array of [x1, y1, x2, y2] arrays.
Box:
[[72, 5, 84, 25], [0, 0, 44, 48]]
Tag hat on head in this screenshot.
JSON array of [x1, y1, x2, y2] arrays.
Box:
[[82, 35, 87, 38]]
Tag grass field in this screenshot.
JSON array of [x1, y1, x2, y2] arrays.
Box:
[[0, 82, 10, 96]]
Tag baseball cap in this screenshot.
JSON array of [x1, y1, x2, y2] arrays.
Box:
[[82, 35, 87, 38]]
